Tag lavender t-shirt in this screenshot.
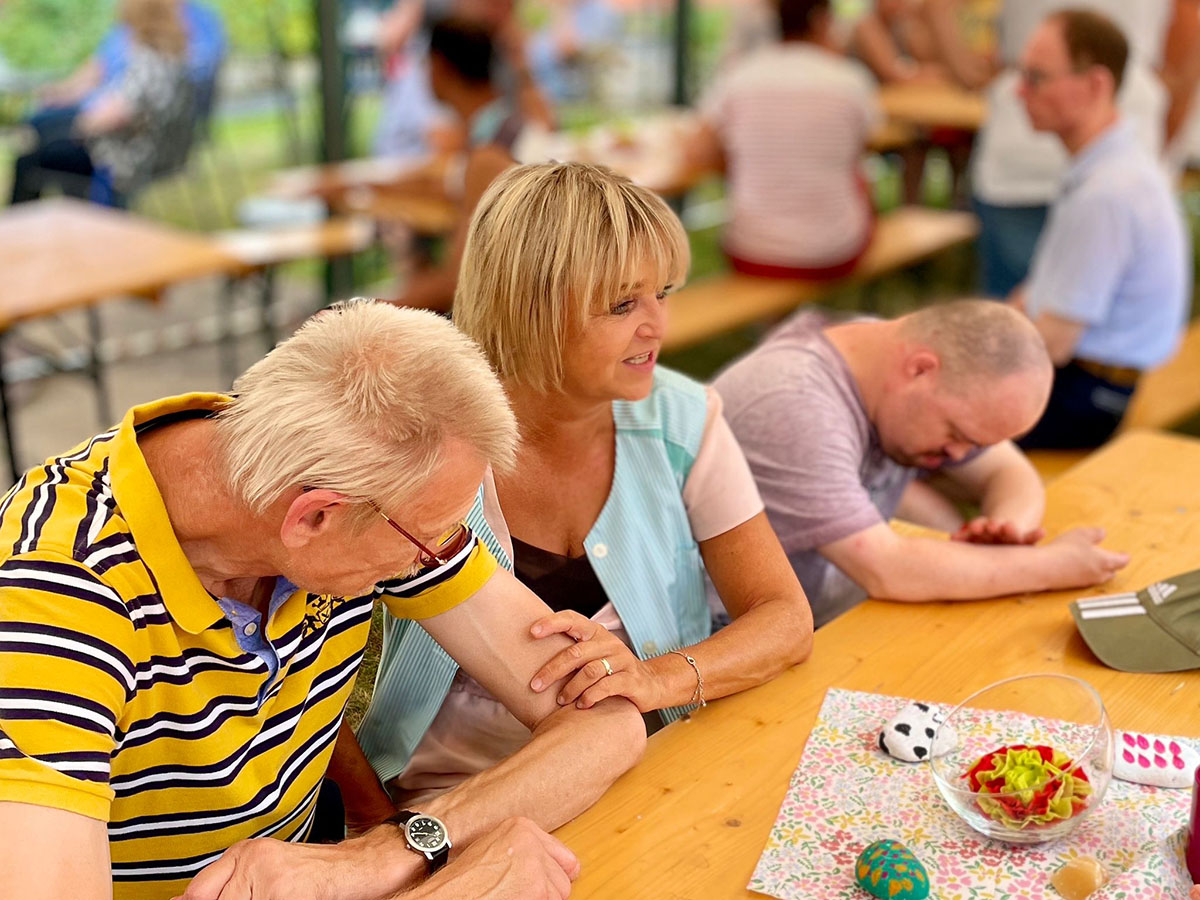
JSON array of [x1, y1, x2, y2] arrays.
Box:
[[713, 312, 914, 627]]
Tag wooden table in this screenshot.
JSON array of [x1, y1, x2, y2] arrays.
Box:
[[0, 198, 246, 482], [264, 155, 440, 202], [265, 155, 457, 236], [555, 430, 1200, 898], [878, 82, 987, 132]]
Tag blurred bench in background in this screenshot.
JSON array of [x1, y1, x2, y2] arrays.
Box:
[[663, 206, 979, 353]]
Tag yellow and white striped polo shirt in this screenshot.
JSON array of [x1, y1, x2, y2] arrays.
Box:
[[0, 393, 497, 898]]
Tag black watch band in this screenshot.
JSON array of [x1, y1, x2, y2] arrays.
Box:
[[387, 809, 451, 875]]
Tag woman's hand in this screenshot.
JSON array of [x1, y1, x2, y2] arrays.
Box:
[[529, 611, 665, 713]]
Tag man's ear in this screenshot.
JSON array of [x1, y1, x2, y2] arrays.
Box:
[[279, 489, 351, 550], [1087, 66, 1116, 104], [904, 347, 941, 382]]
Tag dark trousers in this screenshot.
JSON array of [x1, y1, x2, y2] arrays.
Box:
[[11, 135, 95, 204], [308, 778, 347, 844], [972, 197, 1049, 298], [1017, 361, 1135, 450]]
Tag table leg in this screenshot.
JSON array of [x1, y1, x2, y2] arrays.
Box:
[[219, 276, 238, 388], [259, 266, 277, 352], [0, 329, 19, 485], [85, 305, 113, 428]]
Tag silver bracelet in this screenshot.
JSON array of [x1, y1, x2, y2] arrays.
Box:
[[669, 650, 706, 708]]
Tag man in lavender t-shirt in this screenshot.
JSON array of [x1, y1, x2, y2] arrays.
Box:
[[714, 301, 1130, 627]]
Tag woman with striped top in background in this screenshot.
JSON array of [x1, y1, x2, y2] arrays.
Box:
[[333, 162, 814, 829]]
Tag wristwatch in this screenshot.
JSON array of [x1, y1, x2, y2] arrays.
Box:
[[387, 809, 452, 875]]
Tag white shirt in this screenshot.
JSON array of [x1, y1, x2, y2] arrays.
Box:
[[702, 42, 880, 268], [972, 0, 1170, 207]]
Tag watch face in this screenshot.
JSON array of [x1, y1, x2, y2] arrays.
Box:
[[405, 815, 448, 853]]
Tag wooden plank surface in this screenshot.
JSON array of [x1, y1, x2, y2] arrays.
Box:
[[0, 198, 245, 327], [555, 430, 1200, 899], [1125, 319, 1200, 431], [216, 217, 375, 268], [878, 82, 987, 132]]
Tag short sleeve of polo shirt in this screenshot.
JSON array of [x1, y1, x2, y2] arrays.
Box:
[[721, 384, 884, 551], [1027, 188, 1131, 327], [374, 526, 498, 620], [0, 550, 134, 822]]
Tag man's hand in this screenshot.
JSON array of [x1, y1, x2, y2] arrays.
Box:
[[172, 830, 418, 900], [1040, 528, 1130, 590], [403, 817, 579, 900], [952, 517, 1045, 545]]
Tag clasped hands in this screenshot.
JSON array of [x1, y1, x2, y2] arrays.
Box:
[[529, 610, 667, 713], [951, 516, 1044, 545]]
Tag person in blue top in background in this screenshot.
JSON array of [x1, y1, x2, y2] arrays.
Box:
[[11, 0, 196, 205], [526, 0, 620, 104], [13, 0, 223, 201], [1010, 8, 1191, 449]]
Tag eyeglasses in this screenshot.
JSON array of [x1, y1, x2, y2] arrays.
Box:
[[368, 500, 472, 568], [1018, 66, 1085, 90]]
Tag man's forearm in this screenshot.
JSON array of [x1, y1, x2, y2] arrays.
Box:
[[845, 537, 1062, 602], [978, 462, 1045, 533], [426, 697, 643, 839], [327, 719, 398, 831], [357, 697, 645, 895]]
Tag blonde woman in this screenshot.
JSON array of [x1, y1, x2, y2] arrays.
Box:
[[339, 162, 814, 826], [11, 0, 192, 205]]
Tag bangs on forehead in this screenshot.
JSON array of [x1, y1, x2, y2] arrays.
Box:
[[585, 186, 690, 315]]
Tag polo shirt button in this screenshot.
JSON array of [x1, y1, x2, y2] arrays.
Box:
[[592, 543, 608, 559], [243, 622, 258, 637]]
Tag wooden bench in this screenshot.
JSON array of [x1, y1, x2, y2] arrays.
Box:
[[1026, 317, 1200, 481], [662, 206, 978, 353]]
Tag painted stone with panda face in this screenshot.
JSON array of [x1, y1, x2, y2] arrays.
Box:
[[877, 701, 957, 763]]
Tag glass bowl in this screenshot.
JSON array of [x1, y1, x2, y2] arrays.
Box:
[[929, 674, 1113, 844]]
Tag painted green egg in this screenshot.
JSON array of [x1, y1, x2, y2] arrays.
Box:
[[853, 840, 930, 900]]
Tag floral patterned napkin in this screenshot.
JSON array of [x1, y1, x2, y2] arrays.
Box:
[[748, 688, 1193, 900]]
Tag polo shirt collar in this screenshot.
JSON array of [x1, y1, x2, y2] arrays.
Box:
[[1062, 118, 1134, 193], [109, 392, 231, 634]]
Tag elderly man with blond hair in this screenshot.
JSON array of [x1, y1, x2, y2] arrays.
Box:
[[0, 301, 645, 900]]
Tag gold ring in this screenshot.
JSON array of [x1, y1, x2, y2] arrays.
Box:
[[600, 657, 614, 676]]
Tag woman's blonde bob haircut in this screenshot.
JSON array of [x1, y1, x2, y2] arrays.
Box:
[[215, 301, 517, 528], [454, 162, 691, 393]]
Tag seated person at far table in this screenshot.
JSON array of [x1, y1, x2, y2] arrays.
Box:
[[714, 301, 1131, 629], [688, 0, 879, 279], [388, 14, 533, 312], [10, 0, 194, 206], [331, 162, 815, 830], [1010, 8, 1191, 450], [0, 300, 645, 900]]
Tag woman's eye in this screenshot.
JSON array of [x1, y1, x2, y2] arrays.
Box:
[[655, 291, 667, 301], [611, 299, 636, 315]]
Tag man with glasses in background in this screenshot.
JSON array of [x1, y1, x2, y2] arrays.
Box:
[[1011, 8, 1190, 448], [0, 300, 645, 900], [968, 0, 1173, 299]]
